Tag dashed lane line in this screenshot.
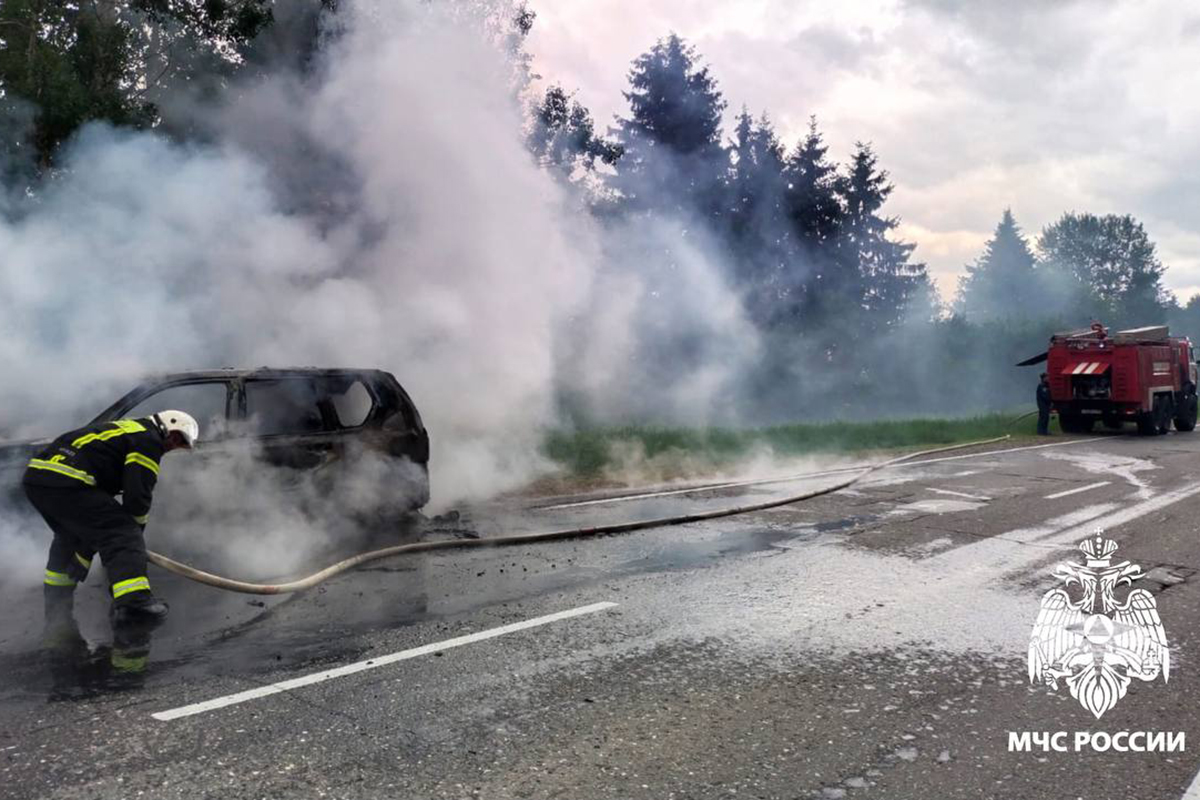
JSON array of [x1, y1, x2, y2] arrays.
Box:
[[1045, 481, 1111, 500], [152, 601, 619, 721], [927, 487, 991, 501]]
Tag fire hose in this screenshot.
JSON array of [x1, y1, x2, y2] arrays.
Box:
[[1008, 409, 1039, 426], [146, 435, 1010, 595]]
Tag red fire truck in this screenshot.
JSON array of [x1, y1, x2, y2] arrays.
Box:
[[1031, 323, 1198, 435]]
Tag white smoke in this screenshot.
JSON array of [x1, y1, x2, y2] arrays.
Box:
[[0, 0, 760, 583], [147, 440, 431, 579], [0, 4, 590, 497]]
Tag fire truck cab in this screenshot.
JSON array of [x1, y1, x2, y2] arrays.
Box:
[[1045, 323, 1198, 435]]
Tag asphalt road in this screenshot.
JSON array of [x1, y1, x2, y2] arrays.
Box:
[[4, 431, 1200, 799]]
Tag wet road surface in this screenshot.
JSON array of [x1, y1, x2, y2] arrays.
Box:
[[4, 433, 1200, 799]]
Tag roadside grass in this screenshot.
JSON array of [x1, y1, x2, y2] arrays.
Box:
[[543, 410, 1047, 478]]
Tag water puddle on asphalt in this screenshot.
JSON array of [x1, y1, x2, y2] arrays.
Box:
[[812, 514, 878, 532], [567, 526, 811, 576], [1, 619, 167, 706]]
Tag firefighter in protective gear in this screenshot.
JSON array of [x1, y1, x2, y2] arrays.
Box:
[[1036, 372, 1052, 435], [23, 411, 199, 629]]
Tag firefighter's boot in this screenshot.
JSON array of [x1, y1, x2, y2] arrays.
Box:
[[110, 626, 152, 675], [44, 583, 74, 618], [42, 585, 82, 650], [110, 593, 169, 629]]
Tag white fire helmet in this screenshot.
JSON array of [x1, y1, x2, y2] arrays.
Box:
[[155, 410, 200, 448]]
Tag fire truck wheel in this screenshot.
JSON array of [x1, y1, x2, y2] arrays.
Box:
[[1174, 393, 1198, 432]]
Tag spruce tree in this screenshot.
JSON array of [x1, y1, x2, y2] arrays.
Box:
[[784, 117, 841, 253], [834, 142, 929, 335], [954, 209, 1041, 321], [780, 117, 843, 327], [609, 33, 727, 217], [727, 109, 786, 245], [727, 109, 790, 323]]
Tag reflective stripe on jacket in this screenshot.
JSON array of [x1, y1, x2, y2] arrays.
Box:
[[24, 417, 166, 524]]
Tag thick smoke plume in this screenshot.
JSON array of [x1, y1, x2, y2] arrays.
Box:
[[0, 1, 758, 581], [0, 3, 754, 495]]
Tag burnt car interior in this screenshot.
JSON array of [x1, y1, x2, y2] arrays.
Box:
[[116, 374, 384, 441], [245, 377, 374, 437]]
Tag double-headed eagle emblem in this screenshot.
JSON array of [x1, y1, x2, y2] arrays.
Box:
[[1028, 533, 1169, 719]]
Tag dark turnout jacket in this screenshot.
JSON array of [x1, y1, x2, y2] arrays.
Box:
[[1036, 382, 1052, 411], [23, 417, 166, 525]]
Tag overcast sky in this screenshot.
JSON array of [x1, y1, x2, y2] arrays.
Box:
[[525, 0, 1200, 304]]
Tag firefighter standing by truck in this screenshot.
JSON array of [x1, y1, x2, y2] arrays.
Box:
[[1037, 372, 1052, 435], [23, 411, 199, 630]]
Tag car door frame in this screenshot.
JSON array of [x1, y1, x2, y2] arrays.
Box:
[[236, 373, 367, 470], [101, 377, 238, 447]]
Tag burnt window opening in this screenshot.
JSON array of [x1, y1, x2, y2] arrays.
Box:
[[125, 382, 231, 439], [244, 377, 377, 436], [329, 379, 373, 428], [245, 380, 328, 436]]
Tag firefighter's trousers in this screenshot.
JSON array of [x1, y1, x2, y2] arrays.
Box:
[[24, 484, 153, 604]]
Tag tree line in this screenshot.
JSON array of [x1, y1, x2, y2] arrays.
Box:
[[529, 34, 933, 351], [525, 31, 1187, 415], [2, 3, 1189, 418], [529, 34, 1182, 337]]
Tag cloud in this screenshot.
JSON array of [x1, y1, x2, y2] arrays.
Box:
[[527, 0, 1200, 300]]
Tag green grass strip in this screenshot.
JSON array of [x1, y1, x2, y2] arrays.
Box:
[[543, 411, 1045, 476]]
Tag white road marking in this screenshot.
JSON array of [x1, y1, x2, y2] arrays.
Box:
[[943, 479, 1200, 561], [537, 437, 1101, 510], [930, 504, 1120, 570], [1045, 481, 1200, 544], [927, 488, 991, 501], [1044, 481, 1111, 500], [1042, 450, 1157, 499], [1181, 765, 1200, 799], [931, 482, 1200, 587], [152, 601, 619, 722], [1004, 505, 1121, 544]]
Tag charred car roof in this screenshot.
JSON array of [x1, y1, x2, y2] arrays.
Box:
[[126, 367, 394, 382], [93, 368, 423, 427]]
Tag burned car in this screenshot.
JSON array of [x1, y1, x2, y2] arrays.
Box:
[[1, 368, 430, 512]]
